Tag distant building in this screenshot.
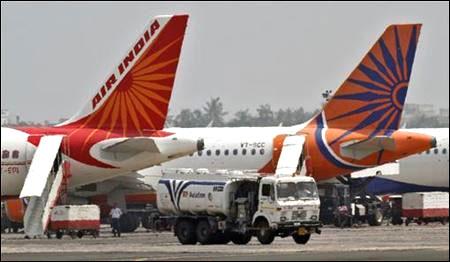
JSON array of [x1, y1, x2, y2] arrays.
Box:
[[1, 110, 7, 126], [1, 109, 18, 126], [404, 103, 436, 117], [438, 108, 449, 126]]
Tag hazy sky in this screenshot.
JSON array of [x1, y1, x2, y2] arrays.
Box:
[[1, 2, 449, 122]]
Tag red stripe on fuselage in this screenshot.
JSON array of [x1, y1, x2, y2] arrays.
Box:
[[15, 126, 173, 169]]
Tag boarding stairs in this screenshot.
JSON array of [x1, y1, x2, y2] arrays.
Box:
[[19, 135, 66, 238], [275, 135, 307, 176]]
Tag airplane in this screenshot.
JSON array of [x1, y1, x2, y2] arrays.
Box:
[[363, 128, 448, 194], [138, 23, 436, 186], [0, 14, 204, 200], [2, 23, 439, 231], [55, 22, 442, 231]]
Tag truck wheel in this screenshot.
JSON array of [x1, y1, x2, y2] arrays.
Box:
[[92, 230, 99, 238], [69, 231, 77, 239], [120, 213, 140, 233], [256, 220, 275, 245], [230, 233, 252, 245], [293, 233, 310, 244], [141, 215, 150, 229], [56, 230, 64, 239], [368, 208, 383, 226], [196, 220, 213, 245], [77, 231, 84, 239], [405, 218, 410, 226], [175, 219, 197, 245]]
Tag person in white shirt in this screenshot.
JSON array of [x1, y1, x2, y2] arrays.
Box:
[[109, 203, 122, 237]]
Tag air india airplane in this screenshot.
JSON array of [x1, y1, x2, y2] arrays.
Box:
[[0, 14, 204, 200]]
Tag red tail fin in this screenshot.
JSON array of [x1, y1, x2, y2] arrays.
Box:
[[59, 14, 189, 135]]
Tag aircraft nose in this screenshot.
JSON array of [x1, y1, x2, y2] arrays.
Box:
[[197, 138, 205, 151]]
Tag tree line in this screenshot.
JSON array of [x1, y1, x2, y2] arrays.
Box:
[[166, 97, 448, 128], [165, 97, 320, 128], [5, 97, 447, 128]]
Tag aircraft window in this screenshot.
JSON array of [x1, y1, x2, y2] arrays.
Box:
[[434, 148, 439, 154], [198, 150, 203, 156], [242, 149, 247, 155], [216, 149, 220, 156], [233, 149, 238, 155], [207, 150, 212, 156], [2, 150, 9, 159], [443, 148, 447, 155], [251, 149, 256, 155], [224, 149, 229, 156], [260, 149, 265, 155], [12, 150, 19, 159]]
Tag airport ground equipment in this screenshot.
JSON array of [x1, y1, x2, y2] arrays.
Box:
[[402, 192, 449, 226], [156, 171, 322, 245], [46, 205, 100, 239], [318, 181, 384, 227]]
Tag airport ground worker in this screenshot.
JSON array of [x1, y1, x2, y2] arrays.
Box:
[[109, 203, 122, 237]]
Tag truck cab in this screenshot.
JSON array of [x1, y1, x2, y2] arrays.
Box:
[[255, 176, 320, 227], [252, 175, 321, 244]]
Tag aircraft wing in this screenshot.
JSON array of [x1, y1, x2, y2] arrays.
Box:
[[340, 136, 395, 160], [102, 138, 160, 153]]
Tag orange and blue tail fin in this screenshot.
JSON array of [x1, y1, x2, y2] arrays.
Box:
[[309, 24, 421, 140], [58, 14, 189, 135]]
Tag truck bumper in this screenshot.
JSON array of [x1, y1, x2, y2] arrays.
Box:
[[274, 221, 322, 229]]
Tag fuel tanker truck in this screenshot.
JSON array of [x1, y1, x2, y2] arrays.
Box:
[[156, 171, 322, 245]]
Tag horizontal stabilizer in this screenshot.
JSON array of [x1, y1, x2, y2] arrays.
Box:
[[340, 136, 395, 160], [102, 138, 160, 153]]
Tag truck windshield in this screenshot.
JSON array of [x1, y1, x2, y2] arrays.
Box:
[[277, 182, 318, 200]]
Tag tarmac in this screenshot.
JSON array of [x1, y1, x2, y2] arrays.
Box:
[[1, 224, 449, 261]]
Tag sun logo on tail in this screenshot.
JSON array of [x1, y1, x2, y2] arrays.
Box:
[[309, 24, 421, 170], [324, 24, 421, 145]]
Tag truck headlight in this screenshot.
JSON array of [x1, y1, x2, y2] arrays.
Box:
[[280, 216, 287, 222], [310, 215, 318, 220]]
